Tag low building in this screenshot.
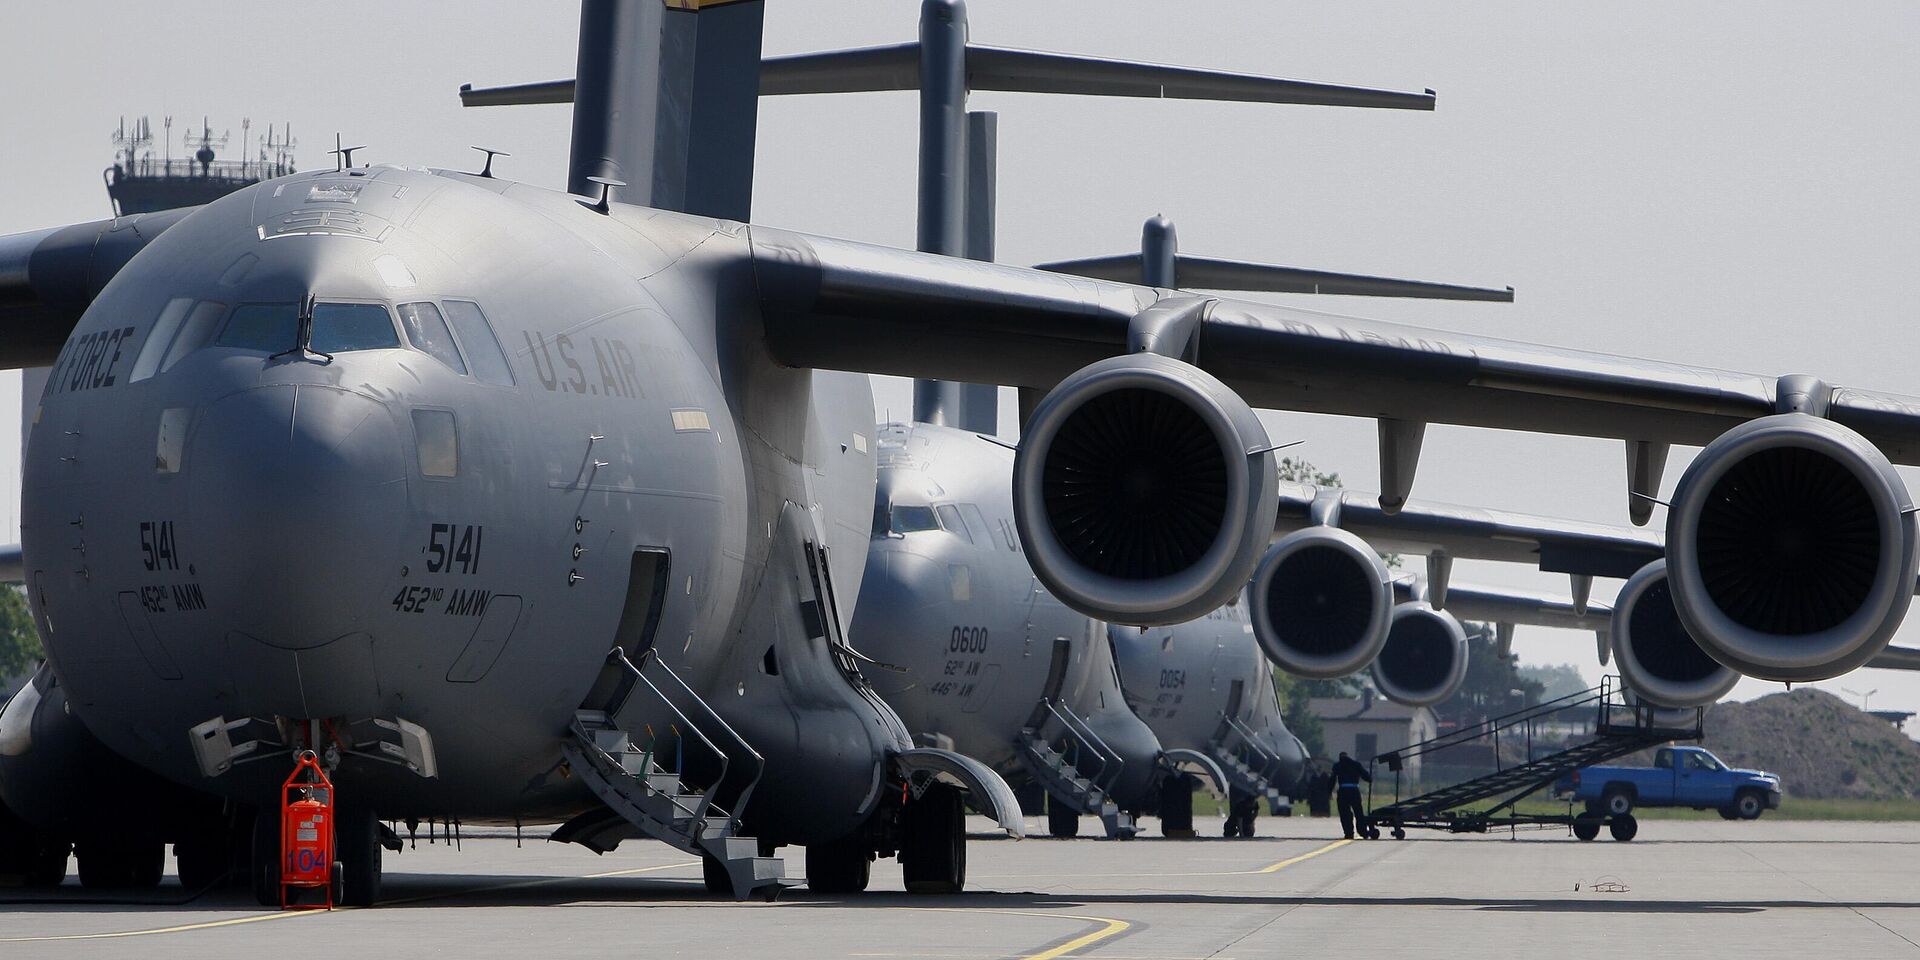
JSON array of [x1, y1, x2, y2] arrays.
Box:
[[1311, 696, 1438, 783]]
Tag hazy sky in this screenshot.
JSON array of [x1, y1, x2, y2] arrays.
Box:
[[4, 1, 1920, 718]]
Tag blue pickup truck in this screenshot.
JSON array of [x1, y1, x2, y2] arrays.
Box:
[[1557, 746, 1782, 821]]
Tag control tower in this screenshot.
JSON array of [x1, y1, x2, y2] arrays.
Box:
[[103, 116, 296, 216]]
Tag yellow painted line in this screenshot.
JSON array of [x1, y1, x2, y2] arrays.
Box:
[[1257, 838, 1352, 873], [916, 907, 1130, 960], [0, 861, 699, 943], [1019, 914, 1130, 960]]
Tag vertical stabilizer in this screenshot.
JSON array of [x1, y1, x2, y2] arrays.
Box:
[[568, 0, 765, 221]]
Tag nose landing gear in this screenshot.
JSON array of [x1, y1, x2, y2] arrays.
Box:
[[249, 750, 382, 908]]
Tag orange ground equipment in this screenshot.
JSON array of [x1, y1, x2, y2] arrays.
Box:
[[278, 750, 342, 909]]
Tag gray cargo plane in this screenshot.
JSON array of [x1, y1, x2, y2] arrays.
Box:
[[9, 0, 1920, 908], [0, 0, 1470, 902], [855, 420, 1168, 840]]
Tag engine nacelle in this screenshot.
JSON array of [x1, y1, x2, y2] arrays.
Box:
[[1371, 602, 1468, 708], [1248, 527, 1394, 678], [1666, 414, 1919, 682], [1013, 353, 1278, 625], [1610, 560, 1739, 708]]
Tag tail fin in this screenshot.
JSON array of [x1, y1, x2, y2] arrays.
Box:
[[564, 0, 764, 220]]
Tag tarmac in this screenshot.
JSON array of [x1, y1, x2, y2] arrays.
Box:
[[5, 815, 1920, 959]]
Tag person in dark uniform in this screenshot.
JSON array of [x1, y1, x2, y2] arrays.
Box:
[[1331, 751, 1372, 839], [1305, 761, 1334, 818]]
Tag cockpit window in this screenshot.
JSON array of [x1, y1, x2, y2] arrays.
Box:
[[936, 505, 970, 544], [442, 300, 515, 386], [891, 504, 939, 534], [133, 299, 230, 381], [218, 303, 298, 351], [397, 302, 467, 374], [129, 298, 193, 382], [870, 491, 943, 538], [163, 301, 228, 372], [310, 302, 400, 353]]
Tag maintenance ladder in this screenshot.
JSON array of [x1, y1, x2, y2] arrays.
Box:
[[1365, 677, 1701, 838]]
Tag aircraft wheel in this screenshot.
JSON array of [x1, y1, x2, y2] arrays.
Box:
[[335, 803, 382, 907], [902, 783, 965, 894], [1572, 816, 1601, 841], [1159, 775, 1195, 837], [76, 838, 163, 888], [26, 841, 70, 887], [804, 836, 871, 893], [1046, 795, 1080, 838], [1391, 827, 1406, 840], [250, 807, 280, 906], [175, 820, 235, 891], [0, 805, 69, 888], [1609, 813, 1638, 842]]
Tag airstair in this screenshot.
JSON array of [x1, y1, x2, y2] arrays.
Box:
[[1364, 677, 1701, 840], [1207, 716, 1292, 815], [552, 649, 786, 900], [1018, 699, 1138, 838]]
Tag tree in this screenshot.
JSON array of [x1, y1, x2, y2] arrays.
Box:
[[1276, 456, 1343, 488], [1272, 673, 1364, 759], [1432, 622, 1545, 726], [1518, 662, 1589, 703], [1273, 456, 1399, 568], [0, 585, 42, 682]]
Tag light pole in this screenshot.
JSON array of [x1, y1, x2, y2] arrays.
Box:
[[1842, 687, 1878, 712]]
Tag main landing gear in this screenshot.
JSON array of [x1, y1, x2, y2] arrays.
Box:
[[804, 781, 967, 895]]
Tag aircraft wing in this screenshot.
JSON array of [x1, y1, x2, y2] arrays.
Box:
[[1394, 579, 1611, 633], [1271, 480, 1662, 580], [749, 227, 1920, 469], [1387, 576, 1920, 674], [0, 210, 194, 367]]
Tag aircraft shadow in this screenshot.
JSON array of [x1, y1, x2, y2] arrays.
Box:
[[9, 872, 1920, 917]]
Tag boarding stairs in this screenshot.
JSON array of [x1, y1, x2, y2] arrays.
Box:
[[1207, 716, 1291, 814], [1018, 698, 1137, 839], [554, 649, 786, 900], [1366, 676, 1701, 836]]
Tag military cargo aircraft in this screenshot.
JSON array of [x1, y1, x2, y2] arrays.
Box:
[[9, 0, 1920, 908], [855, 420, 1168, 840]]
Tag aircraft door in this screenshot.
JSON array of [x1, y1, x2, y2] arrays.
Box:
[[580, 549, 671, 714], [1024, 638, 1073, 730]]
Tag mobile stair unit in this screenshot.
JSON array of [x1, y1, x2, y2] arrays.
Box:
[[553, 649, 787, 900], [1018, 698, 1138, 839], [1207, 716, 1294, 816], [1365, 677, 1701, 842]]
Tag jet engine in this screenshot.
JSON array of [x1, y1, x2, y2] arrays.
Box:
[[1012, 353, 1278, 625], [1248, 527, 1394, 678], [1609, 560, 1739, 708], [1666, 414, 1919, 682], [1370, 603, 1468, 708]]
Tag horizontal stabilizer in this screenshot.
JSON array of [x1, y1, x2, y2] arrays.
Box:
[[1037, 253, 1514, 302], [458, 80, 574, 106], [463, 44, 1434, 111]]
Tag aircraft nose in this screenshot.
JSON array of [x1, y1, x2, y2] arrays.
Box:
[[190, 384, 409, 650]]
